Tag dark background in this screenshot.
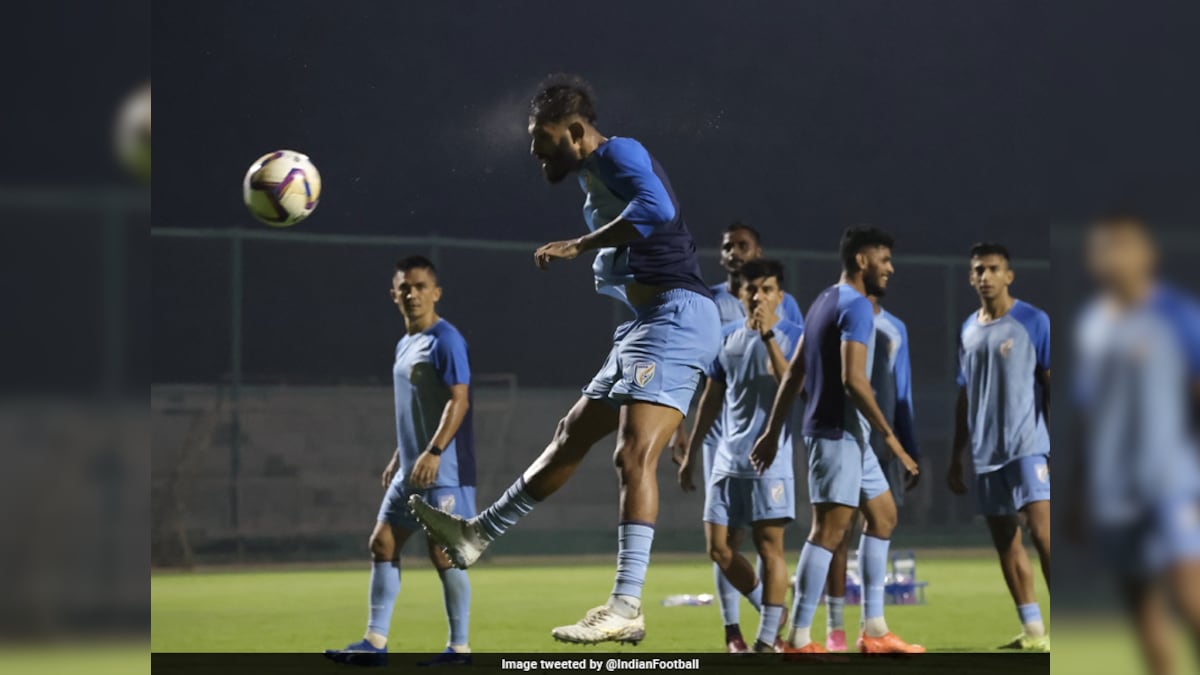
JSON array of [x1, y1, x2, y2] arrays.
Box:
[[149, 1, 1200, 388]]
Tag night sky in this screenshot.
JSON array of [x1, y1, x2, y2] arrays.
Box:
[[149, 1, 1200, 385]]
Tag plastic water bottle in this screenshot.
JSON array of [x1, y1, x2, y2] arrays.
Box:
[[661, 594, 714, 607]]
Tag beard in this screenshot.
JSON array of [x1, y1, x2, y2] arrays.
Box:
[[543, 164, 570, 183], [865, 274, 888, 297]]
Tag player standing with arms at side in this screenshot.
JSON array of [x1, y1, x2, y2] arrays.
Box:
[[326, 256, 476, 666], [752, 226, 923, 654], [947, 242, 1051, 651], [680, 259, 803, 653], [823, 295, 920, 652], [671, 222, 804, 652], [410, 74, 721, 646]]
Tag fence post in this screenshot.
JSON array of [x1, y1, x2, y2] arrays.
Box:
[[230, 231, 244, 560], [103, 197, 125, 397]]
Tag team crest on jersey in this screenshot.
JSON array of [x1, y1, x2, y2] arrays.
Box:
[[439, 494, 456, 513], [1035, 463, 1049, 484], [770, 481, 785, 504], [999, 337, 1015, 358], [633, 362, 657, 387]]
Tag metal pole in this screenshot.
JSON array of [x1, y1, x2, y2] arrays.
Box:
[[230, 232, 244, 559], [943, 263, 961, 525], [103, 197, 125, 397]]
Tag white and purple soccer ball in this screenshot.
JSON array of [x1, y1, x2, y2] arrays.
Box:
[[242, 150, 322, 227]]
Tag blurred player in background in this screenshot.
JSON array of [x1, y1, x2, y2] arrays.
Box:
[[679, 259, 803, 653], [822, 294, 920, 652], [710, 223, 805, 325], [753, 226, 922, 654], [1074, 215, 1200, 675], [326, 256, 475, 666], [410, 74, 720, 646], [671, 223, 804, 651], [947, 242, 1051, 651]]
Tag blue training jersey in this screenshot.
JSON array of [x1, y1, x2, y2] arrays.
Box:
[[957, 300, 1050, 474], [708, 319, 805, 479], [705, 281, 805, 449], [1074, 285, 1200, 524], [579, 137, 711, 308], [393, 319, 475, 488], [870, 309, 920, 462], [801, 284, 876, 442], [710, 281, 805, 326]]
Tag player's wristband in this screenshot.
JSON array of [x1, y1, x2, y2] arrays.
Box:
[[761, 330, 775, 342], [428, 445, 444, 457]]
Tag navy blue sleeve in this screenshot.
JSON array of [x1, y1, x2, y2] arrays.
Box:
[[431, 329, 471, 387], [838, 295, 874, 345], [1160, 290, 1200, 379], [1014, 303, 1051, 372], [892, 318, 919, 460], [590, 139, 677, 237]]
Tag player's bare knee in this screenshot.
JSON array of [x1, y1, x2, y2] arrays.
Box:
[[707, 541, 733, 568], [865, 511, 897, 538], [369, 532, 393, 560], [613, 441, 651, 477]]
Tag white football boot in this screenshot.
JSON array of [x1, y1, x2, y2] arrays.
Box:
[[407, 494, 488, 569], [550, 604, 646, 646]]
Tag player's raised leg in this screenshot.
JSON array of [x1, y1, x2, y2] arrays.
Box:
[[410, 395, 618, 568]]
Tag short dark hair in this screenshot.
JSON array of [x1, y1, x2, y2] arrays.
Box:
[[969, 242, 1011, 262], [529, 74, 597, 125], [840, 226, 895, 272], [395, 255, 437, 277], [736, 258, 785, 289], [725, 221, 762, 244]]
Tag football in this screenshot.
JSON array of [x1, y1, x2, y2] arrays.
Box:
[[242, 150, 322, 226], [113, 81, 151, 182]]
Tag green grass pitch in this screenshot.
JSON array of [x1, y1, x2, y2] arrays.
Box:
[[152, 550, 1048, 653]]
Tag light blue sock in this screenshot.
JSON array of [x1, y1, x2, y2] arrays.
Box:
[[475, 477, 539, 541], [612, 522, 655, 599], [826, 595, 845, 631], [756, 604, 784, 647], [1017, 603, 1042, 626], [367, 561, 401, 636], [714, 563, 741, 625], [859, 534, 890, 620], [746, 581, 763, 612], [790, 542, 834, 629], [438, 568, 471, 646]]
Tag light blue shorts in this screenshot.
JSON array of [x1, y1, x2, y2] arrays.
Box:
[[1096, 495, 1200, 580], [378, 480, 477, 531], [975, 454, 1050, 516], [704, 475, 795, 528], [583, 288, 721, 414], [805, 433, 891, 507]]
